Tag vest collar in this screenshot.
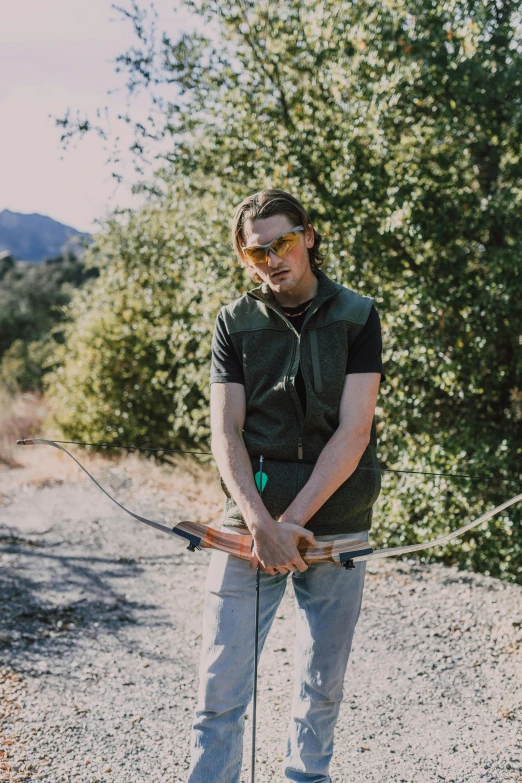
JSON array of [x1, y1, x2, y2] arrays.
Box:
[[247, 268, 342, 316]]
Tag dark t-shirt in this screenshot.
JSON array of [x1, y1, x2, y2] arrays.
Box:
[[210, 300, 385, 414]]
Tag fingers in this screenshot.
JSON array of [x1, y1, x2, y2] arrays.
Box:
[[283, 561, 306, 573], [252, 525, 313, 575], [260, 564, 286, 575], [260, 564, 278, 575], [259, 561, 305, 576], [252, 554, 278, 575], [299, 528, 317, 547], [284, 523, 317, 548], [252, 551, 288, 575]]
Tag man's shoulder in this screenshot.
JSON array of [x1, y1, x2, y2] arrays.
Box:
[[220, 289, 260, 321], [321, 276, 374, 326], [219, 289, 276, 335]]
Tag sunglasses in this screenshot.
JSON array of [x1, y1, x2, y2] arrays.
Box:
[[241, 225, 305, 264]]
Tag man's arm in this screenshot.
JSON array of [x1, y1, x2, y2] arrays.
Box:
[[210, 383, 316, 574], [210, 382, 270, 529], [279, 372, 381, 527]]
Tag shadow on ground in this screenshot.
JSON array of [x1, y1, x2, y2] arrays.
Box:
[[0, 531, 180, 671]]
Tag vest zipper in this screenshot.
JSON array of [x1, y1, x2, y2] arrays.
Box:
[[291, 332, 304, 461], [248, 286, 340, 464]]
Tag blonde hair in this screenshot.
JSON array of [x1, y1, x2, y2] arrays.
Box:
[[231, 189, 325, 282]]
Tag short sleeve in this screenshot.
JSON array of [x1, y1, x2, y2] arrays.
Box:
[[346, 305, 386, 382], [210, 309, 245, 385]]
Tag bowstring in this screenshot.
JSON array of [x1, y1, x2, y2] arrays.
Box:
[[39, 440, 519, 483]]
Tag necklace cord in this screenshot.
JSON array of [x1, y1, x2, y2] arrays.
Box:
[[283, 299, 314, 318]]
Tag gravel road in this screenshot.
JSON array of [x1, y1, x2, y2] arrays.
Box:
[[0, 454, 521, 783]]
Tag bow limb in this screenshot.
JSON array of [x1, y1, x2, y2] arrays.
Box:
[[350, 490, 522, 563], [17, 438, 203, 550]]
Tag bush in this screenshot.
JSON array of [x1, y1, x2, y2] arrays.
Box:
[[0, 389, 47, 466], [45, 178, 244, 454], [0, 339, 57, 393], [0, 252, 98, 363]]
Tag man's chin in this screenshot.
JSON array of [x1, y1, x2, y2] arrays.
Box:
[[268, 276, 293, 291]]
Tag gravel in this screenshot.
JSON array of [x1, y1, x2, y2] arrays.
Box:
[[0, 460, 521, 782]]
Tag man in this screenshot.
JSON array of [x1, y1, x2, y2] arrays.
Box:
[[188, 189, 384, 783]]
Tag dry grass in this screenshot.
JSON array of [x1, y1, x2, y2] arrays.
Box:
[[16, 447, 223, 525], [0, 389, 225, 525], [0, 390, 48, 467], [2, 426, 224, 529]]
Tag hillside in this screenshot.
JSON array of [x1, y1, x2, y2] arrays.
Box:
[[0, 209, 90, 263]]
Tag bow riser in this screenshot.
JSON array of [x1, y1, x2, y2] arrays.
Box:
[[175, 521, 374, 565]]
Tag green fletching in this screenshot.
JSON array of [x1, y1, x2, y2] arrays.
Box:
[[254, 470, 268, 493]]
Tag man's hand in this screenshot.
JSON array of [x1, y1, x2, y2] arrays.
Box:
[[250, 521, 317, 575]]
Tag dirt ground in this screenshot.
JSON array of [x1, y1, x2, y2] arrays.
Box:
[[0, 445, 521, 782]]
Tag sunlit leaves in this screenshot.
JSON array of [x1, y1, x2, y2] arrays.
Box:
[[50, 0, 522, 581], [45, 177, 245, 453]]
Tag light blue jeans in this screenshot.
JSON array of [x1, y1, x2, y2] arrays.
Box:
[[187, 529, 369, 783]]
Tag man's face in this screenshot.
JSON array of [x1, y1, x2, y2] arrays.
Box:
[[242, 215, 315, 295]]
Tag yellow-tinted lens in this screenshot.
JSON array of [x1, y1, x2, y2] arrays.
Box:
[[244, 246, 268, 263], [271, 231, 301, 256], [244, 230, 301, 264]]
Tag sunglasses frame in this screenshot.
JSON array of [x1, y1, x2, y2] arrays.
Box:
[[241, 225, 305, 264]]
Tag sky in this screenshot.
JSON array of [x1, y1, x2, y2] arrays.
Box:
[[0, 0, 205, 233]]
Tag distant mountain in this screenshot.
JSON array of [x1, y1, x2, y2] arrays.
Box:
[[0, 209, 91, 263]]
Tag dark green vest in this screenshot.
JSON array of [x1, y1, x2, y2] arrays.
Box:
[[218, 269, 381, 535]]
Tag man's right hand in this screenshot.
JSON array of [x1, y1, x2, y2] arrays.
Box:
[[250, 520, 317, 575]]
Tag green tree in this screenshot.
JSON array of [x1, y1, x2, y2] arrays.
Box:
[[0, 339, 57, 394], [0, 252, 98, 360], [46, 180, 243, 452], [54, 0, 522, 581]]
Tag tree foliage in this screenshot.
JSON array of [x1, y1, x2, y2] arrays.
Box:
[[52, 0, 522, 581], [46, 180, 243, 451], [0, 253, 98, 391]]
